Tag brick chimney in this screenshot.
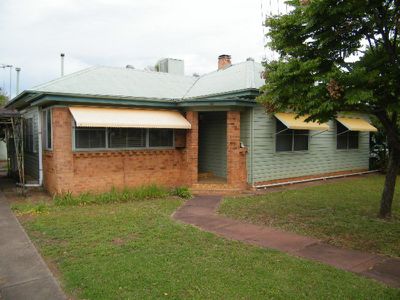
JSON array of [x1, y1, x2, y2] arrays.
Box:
[[218, 54, 232, 70]]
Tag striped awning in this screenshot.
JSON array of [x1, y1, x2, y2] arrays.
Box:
[[336, 117, 377, 132], [69, 107, 191, 129], [275, 113, 330, 131]]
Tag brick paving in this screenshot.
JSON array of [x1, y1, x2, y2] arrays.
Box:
[[173, 195, 400, 288]]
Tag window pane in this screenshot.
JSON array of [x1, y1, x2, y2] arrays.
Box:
[[149, 129, 173, 147], [75, 128, 106, 149], [337, 121, 348, 149], [108, 128, 146, 148], [108, 128, 127, 148], [337, 134, 348, 149], [127, 128, 146, 147], [46, 110, 52, 149], [294, 131, 309, 151], [348, 131, 359, 149], [276, 119, 292, 152], [276, 134, 292, 152]]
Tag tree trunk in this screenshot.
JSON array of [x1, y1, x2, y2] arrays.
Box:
[[379, 146, 400, 218]]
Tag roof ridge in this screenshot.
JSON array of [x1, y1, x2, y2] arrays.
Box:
[[95, 65, 195, 79]]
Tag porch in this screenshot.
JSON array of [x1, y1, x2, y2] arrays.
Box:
[[186, 110, 248, 192]]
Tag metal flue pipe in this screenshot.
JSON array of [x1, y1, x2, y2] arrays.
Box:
[[60, 53, 65, 76], [15, 67, 21, 95]]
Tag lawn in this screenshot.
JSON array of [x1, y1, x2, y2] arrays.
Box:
[[14, 194, 399, 299], [219, 175, 400, 258]]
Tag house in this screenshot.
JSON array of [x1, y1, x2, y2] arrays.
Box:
[[5, 55, 377, 194]]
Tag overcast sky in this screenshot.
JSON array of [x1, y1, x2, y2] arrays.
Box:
[[0, 0, 284, 98]]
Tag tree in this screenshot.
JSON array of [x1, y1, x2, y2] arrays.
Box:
[[258, 0, 400, 218], [0, 89, 8, 107]]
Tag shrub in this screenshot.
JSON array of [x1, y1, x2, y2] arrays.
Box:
[[172, 186, 192, 199]]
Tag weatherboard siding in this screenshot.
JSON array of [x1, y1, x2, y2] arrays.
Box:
[[250, 106, 369, 183], [198, 112, 227, 178], [23, 108, 40, 181]]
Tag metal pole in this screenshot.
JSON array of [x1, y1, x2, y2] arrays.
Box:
[[61, 53, 65, 76], [15, 67, 21, 95], [9, 66, 12, 98]]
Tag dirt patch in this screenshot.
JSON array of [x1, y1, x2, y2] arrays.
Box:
[[0, 176, 52, 207], [111, 233, 140, 246]]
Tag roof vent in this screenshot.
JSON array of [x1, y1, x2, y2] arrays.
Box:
[[156, 58, 184, 75], [246, 57, 255, 61], [126, 65, 135, 69]]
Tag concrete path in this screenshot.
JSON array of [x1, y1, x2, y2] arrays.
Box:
[[173, 195, 400, 288], [0, 192, 66, 300]]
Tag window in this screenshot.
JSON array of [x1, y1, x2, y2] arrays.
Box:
[[149, 129, 173, 147], [276, 119, 309, 152], [75, 128, 106, 149], [337, 122, 359, 149], [73, 126, 174, 150], [24, 118, 34, 153], [43, 109, 52, 149], [108, 128, 146, 148]]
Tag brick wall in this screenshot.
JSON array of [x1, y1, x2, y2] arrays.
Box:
[[226, 111, 248, 188], [43, 107, 198, 195]]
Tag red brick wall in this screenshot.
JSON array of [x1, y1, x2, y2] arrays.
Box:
[[227, 111, 248, 188], [43, 107, 198, 195], [183, 111, 198, 184]]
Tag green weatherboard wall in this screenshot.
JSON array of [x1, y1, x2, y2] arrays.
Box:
[[198, 112, 227, 178], [241, 106, 370, 184]]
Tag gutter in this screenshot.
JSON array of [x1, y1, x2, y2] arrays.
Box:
[[253, 170, 379, 189]]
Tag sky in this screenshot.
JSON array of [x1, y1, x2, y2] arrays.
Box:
[[0, 0, 285, 98]]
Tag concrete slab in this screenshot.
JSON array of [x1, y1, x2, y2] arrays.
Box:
[[173, 195, 400, 289], [0, 192, 66, 300]]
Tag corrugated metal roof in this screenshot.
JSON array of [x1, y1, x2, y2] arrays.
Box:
[[31, 66, 197, 100], [183, 61, 265, 99], [29, 60, 265, 101]]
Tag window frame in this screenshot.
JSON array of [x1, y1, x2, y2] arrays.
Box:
[[72, 122, 175, 151], [275, 118, 309, 153], [42, 108, 53, 151], [336, 121, 359, 150]]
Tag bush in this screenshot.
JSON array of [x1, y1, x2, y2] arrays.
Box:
[[172, 186, 192, 199]]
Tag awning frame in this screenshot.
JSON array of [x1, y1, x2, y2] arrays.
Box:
[[69, 106, 191, 129], [274, 112, 330, 132]]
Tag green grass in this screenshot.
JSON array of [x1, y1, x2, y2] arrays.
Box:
[[19, 197, 399, 299], [12, 185, 192, 213], [220, 175, 400, 257]]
